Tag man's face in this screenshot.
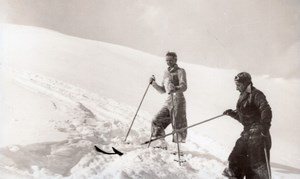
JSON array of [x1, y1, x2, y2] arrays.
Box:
[[235, 81, 246, 93], [166, 56, 177, 67]]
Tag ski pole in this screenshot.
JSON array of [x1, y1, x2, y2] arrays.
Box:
[[142, 113, 225, 145], [147, 128, 154, 148], [264, 141, 272, 179], [171, 93, 183, 166], [124, 76, 154, 142]]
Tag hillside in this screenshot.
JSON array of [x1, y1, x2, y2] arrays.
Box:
[[0, 23, 300, 178]]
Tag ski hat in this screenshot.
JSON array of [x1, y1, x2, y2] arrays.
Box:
[[234, 72, 252, 85]]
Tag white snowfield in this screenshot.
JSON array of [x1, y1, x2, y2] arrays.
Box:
[[0, 23, 300, 178]]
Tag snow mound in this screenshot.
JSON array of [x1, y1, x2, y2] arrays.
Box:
[[0, 67, 228, 178]]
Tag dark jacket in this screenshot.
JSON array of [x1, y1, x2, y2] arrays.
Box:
[[230, 85, 272, 134]]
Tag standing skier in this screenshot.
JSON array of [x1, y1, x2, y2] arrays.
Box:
[[223, 72, 272, 179], [149, 52, 187, 149]]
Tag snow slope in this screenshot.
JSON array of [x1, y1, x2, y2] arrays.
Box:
[[0, 23, 300, 178], [0, 67, 229, 179]]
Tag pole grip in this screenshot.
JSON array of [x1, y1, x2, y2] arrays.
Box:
[[150, 75, 155, 84]]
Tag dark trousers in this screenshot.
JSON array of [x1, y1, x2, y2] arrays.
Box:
[[228, 131, 271, 179]]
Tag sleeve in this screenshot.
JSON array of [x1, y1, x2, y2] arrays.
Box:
[[230, 111, 240, 121], [175, 69, 187, 93], [152, 81, 166, 94], [151, 72, 167, 94], [254, 91, 272, 132]]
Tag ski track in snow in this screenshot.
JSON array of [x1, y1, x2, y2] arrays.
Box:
[[0, 66, 298, 179]]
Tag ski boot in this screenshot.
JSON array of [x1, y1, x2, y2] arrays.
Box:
[[222, 168, 237, 179], [154, 139, 168, 150]]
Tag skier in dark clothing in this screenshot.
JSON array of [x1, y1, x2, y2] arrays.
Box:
[[223, 72, 272, 179]]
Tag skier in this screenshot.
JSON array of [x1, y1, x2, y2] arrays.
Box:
[[222, 72, 272, 179], [149, 52, 187, 150]]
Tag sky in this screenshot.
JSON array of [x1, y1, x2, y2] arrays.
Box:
[[0, 0, 299, 78]]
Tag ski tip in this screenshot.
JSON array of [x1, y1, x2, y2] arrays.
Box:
[[112, 147, 124, 156], [94, 145, 101, 152]]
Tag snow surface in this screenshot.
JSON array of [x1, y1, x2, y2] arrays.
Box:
[[0, 23, 300, 178]]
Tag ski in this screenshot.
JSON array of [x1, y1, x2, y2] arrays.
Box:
[[94, 145, 124, 156]]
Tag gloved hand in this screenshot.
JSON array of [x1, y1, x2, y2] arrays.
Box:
[[168, 83, 176, 94], [149, 75, 155, 84], [249, 125, 268, 136], [223, 109, 235, 116]]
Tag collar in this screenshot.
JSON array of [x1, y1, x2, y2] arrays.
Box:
[[239, 84, 252, 96], [245, 84, 252, 93], [168, 64, 179, 72]]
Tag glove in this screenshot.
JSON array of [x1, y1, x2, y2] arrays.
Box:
[[249, 125, 268, 137], [168, 83, 176, 94], [149, 75, 155, 84], [223, 109, 235, 116]]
